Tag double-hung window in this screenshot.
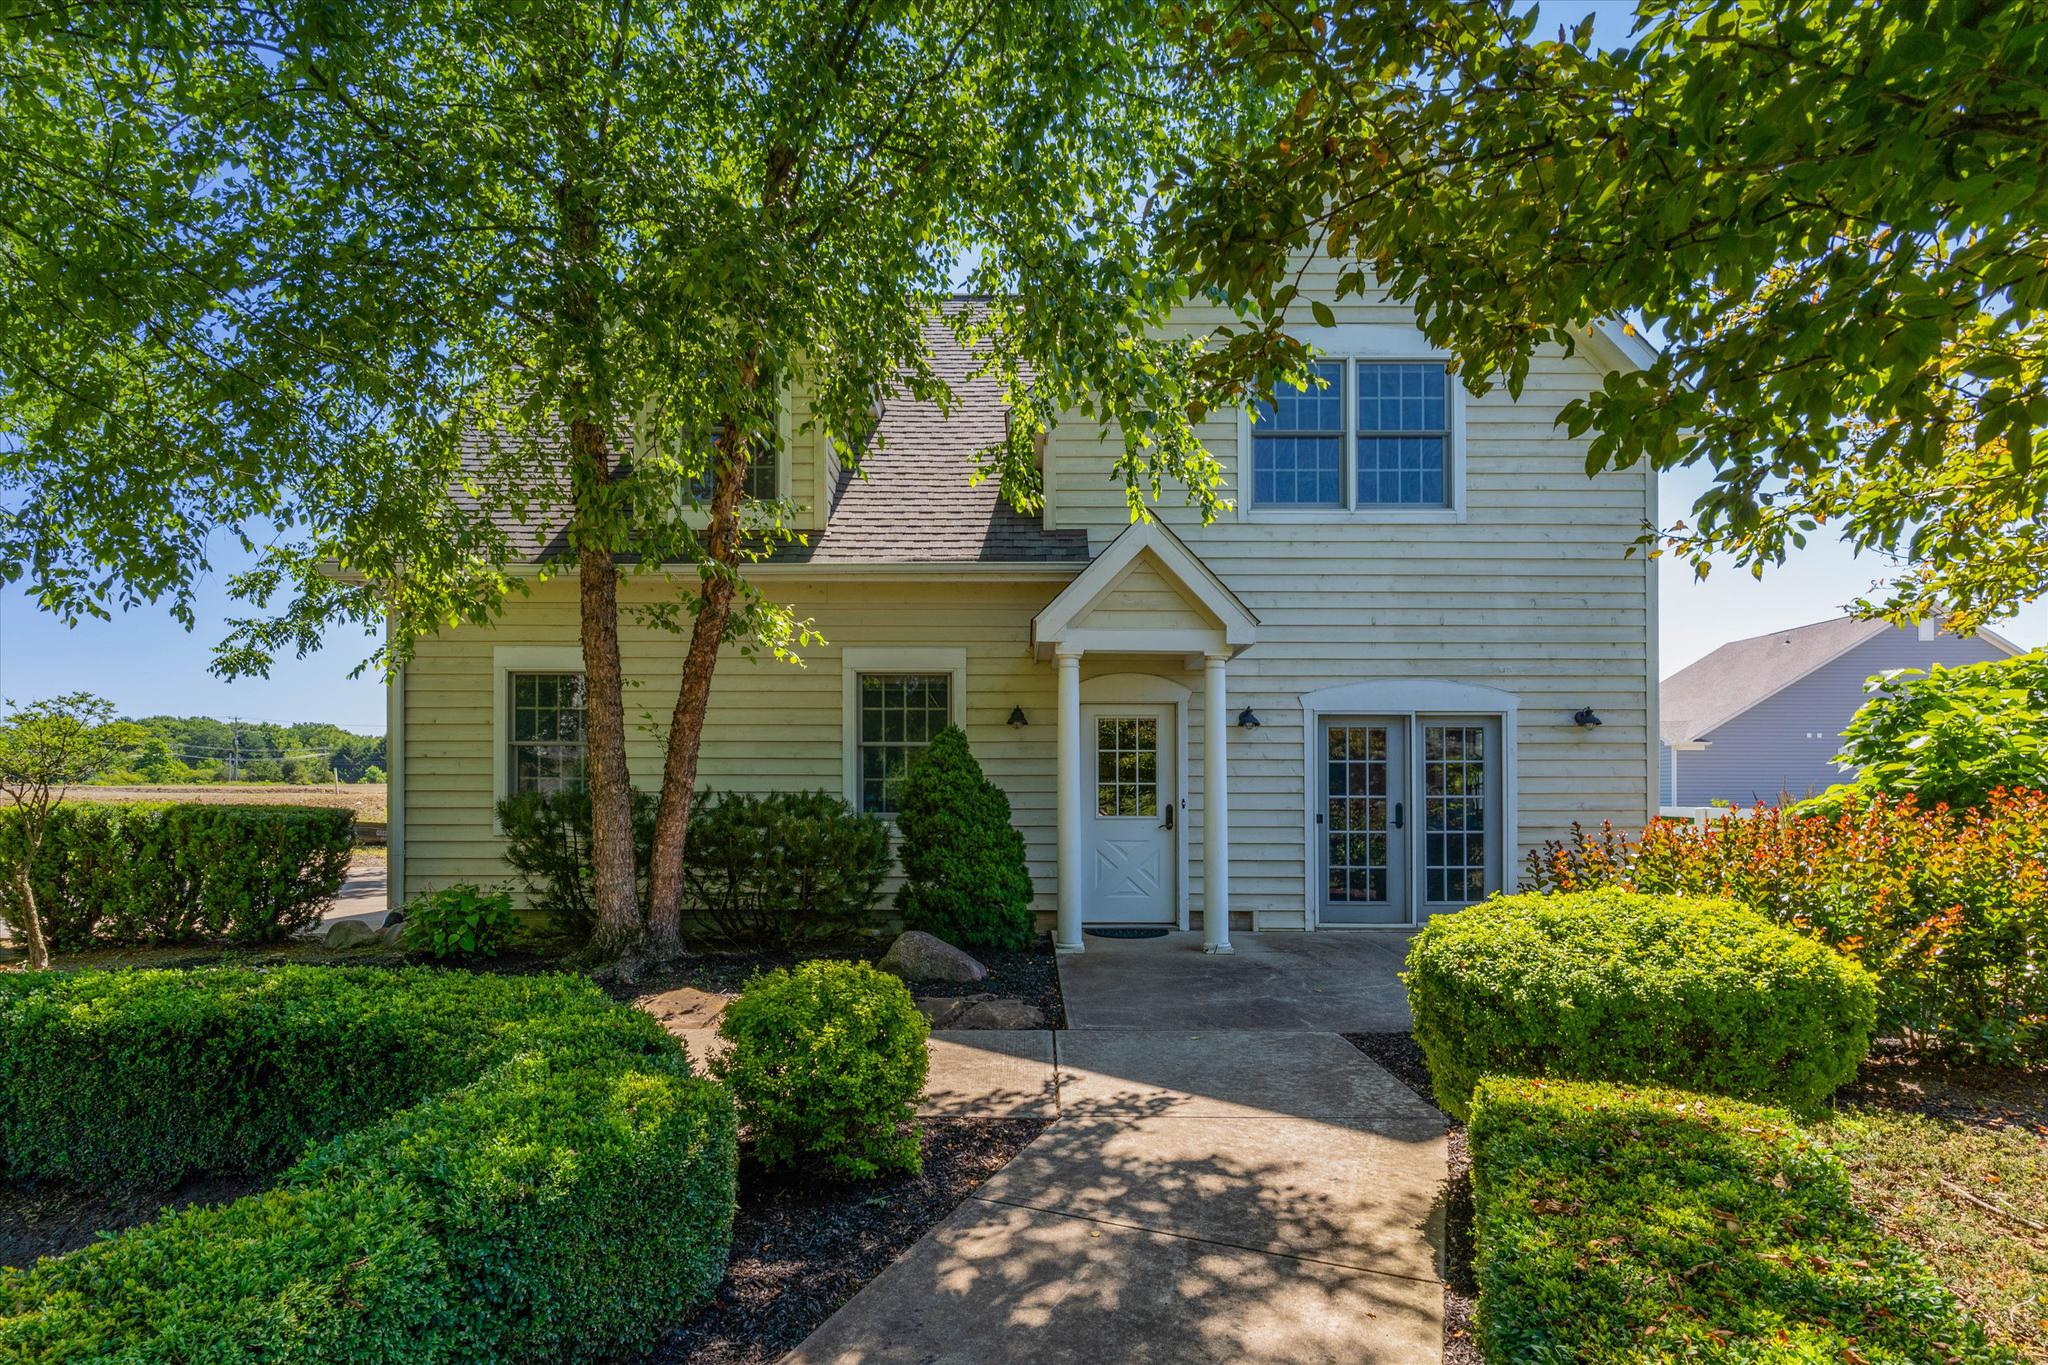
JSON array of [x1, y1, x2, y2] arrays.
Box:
[[856, 673, 951, 814], [1250, 359, 1453, 511], [689, 426, 780, 502], [508, 672, 587, 796]]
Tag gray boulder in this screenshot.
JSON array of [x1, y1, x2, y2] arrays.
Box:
[[324, 919, 380, 950], [879, 931, 987, 984], [915, 993, 1046, 1030], [377, 922, 408, 948]]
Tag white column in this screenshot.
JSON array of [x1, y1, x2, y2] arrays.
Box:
[[1202, 651, 1233, 953], [1054, 650, 1085, 953]]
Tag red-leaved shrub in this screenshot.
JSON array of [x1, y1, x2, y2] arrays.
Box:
[[1524, 790, 2048, 1061]]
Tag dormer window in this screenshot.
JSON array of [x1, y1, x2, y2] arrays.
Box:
[[689, 426, 780, 502], [1248, 359, 1459, 515]]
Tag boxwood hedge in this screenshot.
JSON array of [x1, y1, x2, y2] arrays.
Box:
[[0, 967, 736, 1363], [0, 803, 354, 947], [1405, 890, 1876, 1119], [1469, 1077, 2013, 1363]]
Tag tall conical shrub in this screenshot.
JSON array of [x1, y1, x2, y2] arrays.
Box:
[[893, 727, 1035, 950]]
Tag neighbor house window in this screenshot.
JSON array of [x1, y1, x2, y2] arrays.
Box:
[[1251, 359, 1453, 510], [509, 672, 587, 796], [857, 673, 950, 813]]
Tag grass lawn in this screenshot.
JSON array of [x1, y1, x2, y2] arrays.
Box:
[[1823, 1059, 2048, 1361]]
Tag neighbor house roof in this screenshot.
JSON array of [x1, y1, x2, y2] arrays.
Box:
[[451, 306, 1088, 568], [1660, 614, 2027, 744]]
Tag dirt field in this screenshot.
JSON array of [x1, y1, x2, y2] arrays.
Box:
[[58, 784, 388, 824]]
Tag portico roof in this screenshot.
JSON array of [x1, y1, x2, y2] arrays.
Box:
[[1029, 520, 1259, 661]]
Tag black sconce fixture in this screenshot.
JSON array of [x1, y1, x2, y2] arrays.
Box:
[[1237, 706, 1262, 729], [1007, 705, 1028, 728], [1573, 707, 1603, 728]]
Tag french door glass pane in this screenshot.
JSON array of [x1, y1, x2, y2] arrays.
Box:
[[1326, 725, 1389, 902], [1424, 724, 1488, 902]]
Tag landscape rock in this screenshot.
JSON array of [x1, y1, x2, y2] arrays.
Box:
[[634, 986, 731, 1033], [377, 922, 408, 948], [879, 931, 987, 984], [323, 920, 380, 950], [915, 993, 1046, 1031]]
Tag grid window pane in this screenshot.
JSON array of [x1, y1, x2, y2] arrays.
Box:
[[1095, 717, 1159, 817], [1356, 363, 1449, 507], [1423, 724, 1488, 903], [858, 673, 951, 814], [689, 425, 780, 502], [509, 672, 588, 796], [1326, 725, 1390, 903], [1252, 362, 1345, 507]]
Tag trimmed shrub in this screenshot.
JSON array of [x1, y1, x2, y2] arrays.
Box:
[[401, 882, 518, 959], [683, 789, 891, 946], [1405, 891, 1875, 1120], [893, 727, 1034, 951], [1525, 792, 2048, 1061], [0, 802, 352, 948], [496, 784, 658, 939], [710, 959, 929, 1179], [1469, 1077, 2013, 1363], [0, 968, 735, 1363]]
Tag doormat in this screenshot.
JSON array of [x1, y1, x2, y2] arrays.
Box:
[[1085, 927, 1170, 940]]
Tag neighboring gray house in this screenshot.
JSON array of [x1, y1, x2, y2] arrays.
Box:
[[1659, 616, 2025, 807]]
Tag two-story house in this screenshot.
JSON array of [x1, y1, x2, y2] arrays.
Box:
[[385, 279, 1659, 950]]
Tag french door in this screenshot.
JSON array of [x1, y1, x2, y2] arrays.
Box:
[[1319, 715, 1500, 927]]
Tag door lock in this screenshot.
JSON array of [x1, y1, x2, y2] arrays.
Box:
[[1160, 804, 1174, 831], [1393, 801, 1405, 830]]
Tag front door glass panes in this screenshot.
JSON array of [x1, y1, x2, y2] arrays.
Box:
[[1424, 724, 1488, 902], [1096, 717, 1159, 817], [1326, 724, 1390, 903]]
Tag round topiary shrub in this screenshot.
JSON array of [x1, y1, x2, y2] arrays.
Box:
[[893, 726, 1035, 951], [0, 967, 736, 1362], [1404, 890, 1877, 1120], [710, 959, 930, 1179]]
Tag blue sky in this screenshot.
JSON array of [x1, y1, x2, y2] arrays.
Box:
[[3, 0, 2041, 730]]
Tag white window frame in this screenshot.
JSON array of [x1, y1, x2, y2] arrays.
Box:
[[840, 646, 967, 815], [1238, 326, 1467, 524], [1299, 679, 1518, 928], [674, 402, 795, 527], [491, 645, 588, 831]]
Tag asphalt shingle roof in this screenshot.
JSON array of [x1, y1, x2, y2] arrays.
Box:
[[1659, 616, 1889, 744], [452, 308, 1088, 567]]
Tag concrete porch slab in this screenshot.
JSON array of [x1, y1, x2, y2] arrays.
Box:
[[783, 1198, 1442, 1365], [1058, 930, 1414, 1031], [661, 1027, 1059, 1119], [972, 1114, 1446, 1278], [1052, 1028, 1441, 1126]]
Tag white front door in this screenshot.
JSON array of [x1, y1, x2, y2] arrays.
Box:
[[1082, 705, 1177, 924]]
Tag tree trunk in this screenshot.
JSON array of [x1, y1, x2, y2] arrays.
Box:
[[574, 419, 645, 968], [643, 415, 752, 961], [13, 864, 48, 971]]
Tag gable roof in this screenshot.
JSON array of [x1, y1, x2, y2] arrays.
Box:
[[1659, 615, 2028, 743], [1031, 519, 1258, 660], [453, 305, 1088, 567]]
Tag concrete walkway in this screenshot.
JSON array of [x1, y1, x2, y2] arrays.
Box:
[[783, 933, 1446, 1364]]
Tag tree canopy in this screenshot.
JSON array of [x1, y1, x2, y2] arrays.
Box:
[[1814, 649, 2048, 811], [1163, 0, 2048, 631]]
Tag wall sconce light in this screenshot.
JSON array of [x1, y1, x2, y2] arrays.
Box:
[[1237, 707, 1262, 729], [1573, 707, 1603, 728], [1007, 705, 1028, 728]]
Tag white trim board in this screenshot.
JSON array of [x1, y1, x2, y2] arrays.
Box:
[[1297, 678, 1521, 930]]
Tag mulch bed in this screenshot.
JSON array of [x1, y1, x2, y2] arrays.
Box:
[[1342, 1030, 1478, 1365], [633, 1117, 1046, 1364], [1836, 1046, 2048, 1135], [620, 933, 1067, 1028], [0, 1171, 268, 1270]]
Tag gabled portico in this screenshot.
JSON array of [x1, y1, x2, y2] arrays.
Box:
[[1030, 521, 1259, 955]]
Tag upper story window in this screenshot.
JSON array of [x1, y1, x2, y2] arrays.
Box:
[[689, 428, 780, 502], [509, 672, 587, 796], [1250, 360, 1455, 512]]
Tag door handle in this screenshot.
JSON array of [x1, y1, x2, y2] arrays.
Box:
[[1161, 804, 1174, 831], [1393, 802, 1405, 830]]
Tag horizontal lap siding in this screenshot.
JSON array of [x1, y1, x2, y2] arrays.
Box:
[[1048, 281, 1653, 921], [404, 578, 1067, 906]]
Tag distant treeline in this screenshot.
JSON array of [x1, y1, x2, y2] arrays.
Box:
[[99, 716, 387, 786]]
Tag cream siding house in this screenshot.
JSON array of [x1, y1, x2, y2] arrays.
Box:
[[389, 282, 1659, 949]]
